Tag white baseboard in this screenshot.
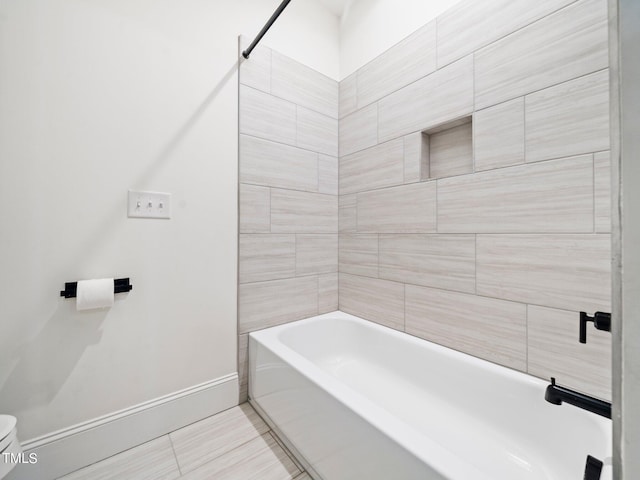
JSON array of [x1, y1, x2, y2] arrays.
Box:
[[7, 374, 239, 480]]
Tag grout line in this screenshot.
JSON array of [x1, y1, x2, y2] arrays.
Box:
[[402, 283, 406, 332], [241, 131, 338, 158], [525, 304, 529, 373], [592, 153, 596, 233], [474, 233, 477, 294], [401, 135, 406, 183], [294, 234, 298, 277], [241, 181, 338, 197], [167, 434, 182, 477], [241, 79, 338, 120], [338, 271, 602, 315], [376, 234, 380, 278], [435, 180, 439, 233], [341, 150, 602, 197], [240, 273, 327, 287]]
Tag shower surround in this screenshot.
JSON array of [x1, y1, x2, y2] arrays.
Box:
[[238, 0, 611, 404], [238, 36, 339, 402]]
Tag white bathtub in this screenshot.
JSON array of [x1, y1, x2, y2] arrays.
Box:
[[249, 311, 612, 480]]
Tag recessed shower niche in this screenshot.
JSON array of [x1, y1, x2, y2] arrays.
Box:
[[416, 116, 473, 180]]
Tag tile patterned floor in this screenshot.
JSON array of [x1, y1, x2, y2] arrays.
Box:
[[58, 403, 309, 480]]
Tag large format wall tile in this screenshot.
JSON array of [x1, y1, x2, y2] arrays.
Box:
[[239, 85, 296, 145], [356, 21, 437, 108], [476, 234, 611, 312], [271, 51, 339, 119], [340, 139, 404, 195], [318, 154, 338, 195], [379, 235, 476, 293], [239, 234, 295, 284], [339, 103, 378, 156], [525, 69, 609, 163], [474, 0, 608, 109], [437, 156, 594, 233], [357, 182, 437, 233], [319, 273, 338, 314], [339, 72, 358, 119], [296, 106, 339, 157], [527, 305, 611, 400], [436, 0, 574, 68], [240, 135, 318, 192], [239, 276, 318, 334], [239, 36, 271, 93], [339, 273, 404, 330], [296, 234, 338, 276], [473, 97, 525, 171], [271, 189, 338, 233], [339, 194, 357, 233], [240, 184, 270, 233], [339, 234, 379, 277], [594, 151, 611, 233], [405, 285, 527, 370], [378, 55, 474, 142]]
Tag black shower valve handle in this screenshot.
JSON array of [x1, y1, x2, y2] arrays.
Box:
[[579, 311, 612, 344]]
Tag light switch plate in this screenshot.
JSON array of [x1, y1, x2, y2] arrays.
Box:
[[128, 190, 171, 219]]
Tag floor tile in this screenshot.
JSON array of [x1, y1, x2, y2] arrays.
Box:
[[178, 433, 300, 480], [57, 436, 180, 480], [170, 404, 269, 474]]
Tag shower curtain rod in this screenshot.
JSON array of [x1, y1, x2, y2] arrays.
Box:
[[242, 0, 292, 59]]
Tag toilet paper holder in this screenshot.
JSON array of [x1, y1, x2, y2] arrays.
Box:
[[60, 278, 133, 298]]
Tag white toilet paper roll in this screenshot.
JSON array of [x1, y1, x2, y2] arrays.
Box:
[[76, 278, 115, 311]]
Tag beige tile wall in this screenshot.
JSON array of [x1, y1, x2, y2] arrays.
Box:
[[238, 38, 339, 403], [338, 0, 611, 400]]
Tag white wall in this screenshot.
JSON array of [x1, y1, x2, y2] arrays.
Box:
[[340, 0, 463, 78], [0, 0, 338, 441]]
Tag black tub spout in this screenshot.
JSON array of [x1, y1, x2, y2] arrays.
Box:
[[544, 378, 611, 419]]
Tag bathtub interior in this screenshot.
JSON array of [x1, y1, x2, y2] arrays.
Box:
[[250, 312, 612, 480]]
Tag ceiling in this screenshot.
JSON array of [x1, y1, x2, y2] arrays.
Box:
[[315, 0, 351, 17]]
